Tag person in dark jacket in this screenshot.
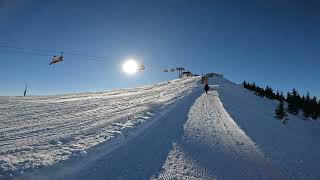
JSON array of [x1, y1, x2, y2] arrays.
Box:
[[204, 83, 209, 94]]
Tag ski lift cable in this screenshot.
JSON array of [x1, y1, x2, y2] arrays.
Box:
[[0, 44, 189, 69], [0, 44, 59, 53], [0, 49, 110, 63], [0, 44, 115, 61], [0, 43, 89, 55], [0, 49, 55, 57]]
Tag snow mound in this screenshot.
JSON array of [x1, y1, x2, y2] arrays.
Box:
[[154, 90, 285, 180]]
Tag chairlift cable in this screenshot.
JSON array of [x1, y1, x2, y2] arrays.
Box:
[[0, 44, 188, 71], [0, 44, 114, 61]]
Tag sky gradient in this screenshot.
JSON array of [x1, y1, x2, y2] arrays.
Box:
[[0, 0, 319, 97]]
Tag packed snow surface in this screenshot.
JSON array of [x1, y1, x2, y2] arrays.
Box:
[[0, 77, 199, 177], [153, 89, 286, 180], [18, 77, 286, 180], [211, 77, 320, 179], [1, 75, 320, 180]]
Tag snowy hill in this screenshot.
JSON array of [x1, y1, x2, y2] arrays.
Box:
[[210, 76, 320, 179], [0, 77, 200, 178], [1, 75, 320, 180]]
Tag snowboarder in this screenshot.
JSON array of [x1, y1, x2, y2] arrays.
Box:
[[204, 83, 209, 94]]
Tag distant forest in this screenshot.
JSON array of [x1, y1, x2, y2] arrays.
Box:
[[242, 81, 320, 120]]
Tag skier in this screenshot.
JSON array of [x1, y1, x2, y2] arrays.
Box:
[[204, 83, 209, 94]]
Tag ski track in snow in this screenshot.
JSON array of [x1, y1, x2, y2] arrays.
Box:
[[15, 77, 287, 180], [154, 89, 286, 180], [213, 77, 320, 180], [0, 77, 199, 178]]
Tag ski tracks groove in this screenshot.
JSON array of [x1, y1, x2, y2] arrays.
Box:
[[155, 89, 287, 180]]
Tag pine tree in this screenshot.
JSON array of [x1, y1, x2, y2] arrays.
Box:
[[256, 87, 264, 98], [317, 100, 320, 118], [303, 92, 312, 119], [265, 86, 274, 99], [292, 89, 301, 111], [251, 82, 256, 91], [243, 81, 318, 120], [287, 89, 299, 115], [275, 100, 288, 122], [275, 90, 280, 100], [280, 92, 285, 101], [300, 95, 306, 109], [292, 88, 298, 98], [286, 92, 292, 102], [242, 81, 247, 88], [310, 96, 318, 120], [288, 100, 299, 115]]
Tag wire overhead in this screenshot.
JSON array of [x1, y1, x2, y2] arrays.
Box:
[[0, 43, 187, 75], [0, 44, 114, 62]]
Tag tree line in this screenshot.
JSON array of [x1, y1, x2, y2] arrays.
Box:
[[242, 81, 320, 122]]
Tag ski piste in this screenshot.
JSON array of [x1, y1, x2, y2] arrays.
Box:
[[1, 75, 319, 179]]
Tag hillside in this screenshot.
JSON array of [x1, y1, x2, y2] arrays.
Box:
[[210, 76, 320, 179], [0, 77, 199, 178], [0, 75, 319, 180]]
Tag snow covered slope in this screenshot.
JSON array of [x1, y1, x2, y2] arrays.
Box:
[[209, 76, 320, 180], [18, 76, 286, 180], [154, 88, 285, 180], [0, 77, 200, 178], [2, 75, 319, 180]]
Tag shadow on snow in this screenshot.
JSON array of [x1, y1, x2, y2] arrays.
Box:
[[20, 87, 203, 180]]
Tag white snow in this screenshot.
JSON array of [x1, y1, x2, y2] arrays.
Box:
[[0, 77, 200, 178], [153, 87, 285, 180], [1, 75, 319, 180], [209, 76, 320, 180]]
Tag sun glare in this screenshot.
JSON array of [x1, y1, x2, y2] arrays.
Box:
[[122, 59, 139, 75]]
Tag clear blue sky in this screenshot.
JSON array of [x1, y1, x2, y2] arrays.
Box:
[[0, 0, 319, 97]]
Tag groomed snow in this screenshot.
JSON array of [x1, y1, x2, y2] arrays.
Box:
[[209, 76, 320, 180], [0, 77, 200, 178], [18, 76, 285, 180], [153, 87, 285, 180], [1, 75, 319, 180]]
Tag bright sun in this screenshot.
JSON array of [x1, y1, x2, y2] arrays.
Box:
[[122, 59, 139, 75]]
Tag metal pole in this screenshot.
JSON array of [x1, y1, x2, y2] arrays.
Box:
[[24, 83, 27, 96]]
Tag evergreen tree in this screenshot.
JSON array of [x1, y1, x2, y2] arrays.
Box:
[[265, 86, 274, 99], [303, 92, 312, 119], [300, 95, 306, 110], [287, 89, 299, 115], [242, 81, 247, 88], [292, 89, 300, 106], [317, 100, 320, 118], [242, 80, 318, 121], [288, 100, 299, 115], [256, 87, 264, 98], [275, 100, 288, 121], [310, 96, 318, 120], [292, 88, 298, 98], [292, 89, 301, 111], [286, 92, 292, 102], [261, 87, 266, 97], [275, 90, 280, 100], [280, 92, 285, 101], [251, 82, 256, 91]]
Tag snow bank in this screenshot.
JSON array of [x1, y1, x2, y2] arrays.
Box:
[[208, 75, 320, 179], [155, 89, 286, 180]]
